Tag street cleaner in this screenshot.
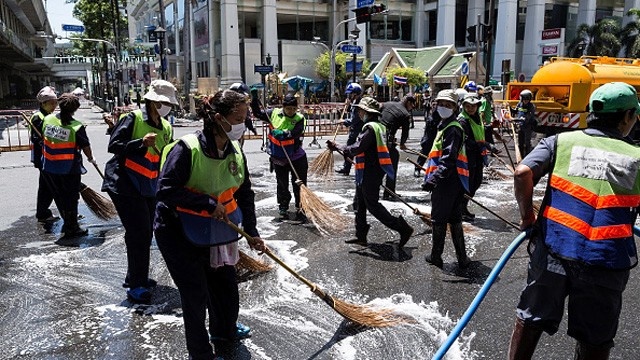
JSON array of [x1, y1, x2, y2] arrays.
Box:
[[421, 90, 471, 269], [155, 89, 265, 360], [327, 96, 413, 248], [508, 82, 640, 360], [250, 91, 308, 223]]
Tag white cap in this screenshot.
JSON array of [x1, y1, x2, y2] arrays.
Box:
[[143, 80, 179, 105], [36, 86, 57, 102]]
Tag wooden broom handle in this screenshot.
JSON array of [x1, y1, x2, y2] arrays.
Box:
[[226, 221, 317, 290], [332, 103, 350, 141]]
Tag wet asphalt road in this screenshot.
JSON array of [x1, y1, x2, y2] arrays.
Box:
[[0, 107, 639, 360]]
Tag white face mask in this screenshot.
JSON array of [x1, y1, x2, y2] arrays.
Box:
[[436, 106, 454, 119], [223, 117, 246, 141], [157, 104, 172, 117]]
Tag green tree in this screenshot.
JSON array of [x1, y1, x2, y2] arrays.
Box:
[[314, 51, 371, 83], [566, 18, 622, 57], [620, 9, 640, 58], [385, 66, 427, 87], [72, 0, 128, 57]]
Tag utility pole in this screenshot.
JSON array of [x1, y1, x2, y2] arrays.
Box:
[[476, 14, 481, 84], [485, 0, 495, 86]]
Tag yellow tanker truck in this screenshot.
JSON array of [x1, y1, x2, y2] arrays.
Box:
[[504, 56, 640, 136]]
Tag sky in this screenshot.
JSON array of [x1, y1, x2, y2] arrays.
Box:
[[45, 0, 83, 37]]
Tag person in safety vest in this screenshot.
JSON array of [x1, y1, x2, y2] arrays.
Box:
[[250, 91, 308, 222], [336, 82, 364, 175], [41, 93, 95, 240], [458, 93, 489, 222], [379, 94, 417, 200], [415, 89, 438, 178], [229, 82, 258, 138], [327, 97, 414, 248], [513, 89, 536, 157], [155, 90, 265, 360], [101, 79, 177, 304], [422, 90, 472, 269], [508, 82, 640, 360], [30, 86, 60, 222]]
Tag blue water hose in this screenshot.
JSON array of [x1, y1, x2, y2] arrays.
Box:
[[432, 224, 640, 359], [432, 230, 529, 360]]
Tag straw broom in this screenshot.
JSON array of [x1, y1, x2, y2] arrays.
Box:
[[227, 221, 412, 327], [308, 104, 349, 179], [24, 114, 118, 220], [280, 144, 349, 235]]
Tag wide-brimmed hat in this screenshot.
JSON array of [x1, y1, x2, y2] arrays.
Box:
[[435, 90, 458, 105], [355, 96, 381, 114], [143, 80, 178, 105], [37, 86, 57, 102]]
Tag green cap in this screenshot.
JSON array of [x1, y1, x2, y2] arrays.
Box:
[[355, 96, 381, 114], [589, 82, 640, 114]]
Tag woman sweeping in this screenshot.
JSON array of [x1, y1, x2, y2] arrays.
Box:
[[102, 79, 178, 303], [41, 93, 95, 239], [154, 89, 265, 360]]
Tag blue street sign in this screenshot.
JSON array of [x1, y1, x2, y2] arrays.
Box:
[[254, 65, 274, 75], [345, 60, 363, 73], [341, 44, 363, 54], [357, 0, 375, 8], [461, 61, 470, 76], [62, 24, 85, 32]]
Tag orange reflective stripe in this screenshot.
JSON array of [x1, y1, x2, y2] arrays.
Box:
[[124, 159, 158, 179], [43, 152, 74, 161], [458, 153, 468, 162], [44, 139, 76, 149], [551, 175, 640, 208], [429, 150, 442, 158], [145, 151, 160, 162], [458, 168, 469, 177], [377, 145, 389, 152], [426, 165, 438, 174], [379, 158, 392, 165], [268, 135, 295, 147], [176, 206, 210, 217], [543, 206, 633, 240]]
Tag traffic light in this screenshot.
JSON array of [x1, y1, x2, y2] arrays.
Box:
[[482, 24, 492, 42], [466, 25, 476, 43], [371, 4, 386, 14], [354, 7, 372, 24], [353, 4, 387, 24]]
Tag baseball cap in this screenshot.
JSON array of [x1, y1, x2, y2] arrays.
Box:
[[589, 82, 640, 114], [37, 86, 57, 102]]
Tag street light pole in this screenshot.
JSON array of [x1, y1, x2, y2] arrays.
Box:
[[329, 17, 357, 102], [155, 27, 167, 80]]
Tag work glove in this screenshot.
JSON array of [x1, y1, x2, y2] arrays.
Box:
[[326, 140, 338, 151], [271, 129, 285, 139]]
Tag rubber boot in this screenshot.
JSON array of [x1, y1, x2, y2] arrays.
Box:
[[397, 216, 414, 248], [450, 222, 471, 268], [508, 317, 543, 360], [462, 198, 476, 222], [61, 210, 88, 238], [574, 341, 611, 360], [346, 224, 369, 245], [425, 223, 446, 268]]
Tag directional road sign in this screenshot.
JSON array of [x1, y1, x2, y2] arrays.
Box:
[[254, 65, 274, 75], [341, 44, 363, 54], [62, 24, 85, 32], [461, 61, 470, 76], [357, 0, 375, 7]]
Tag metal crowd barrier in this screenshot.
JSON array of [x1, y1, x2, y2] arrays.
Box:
[[0, 110, 33, 152]]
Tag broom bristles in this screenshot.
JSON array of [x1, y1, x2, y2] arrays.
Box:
[[237, 250, 272, 273], [309, 149, 335, 179], [80, 185, 118, 220], [312, 287, 412, 327], [299, 184, 348, 235]]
